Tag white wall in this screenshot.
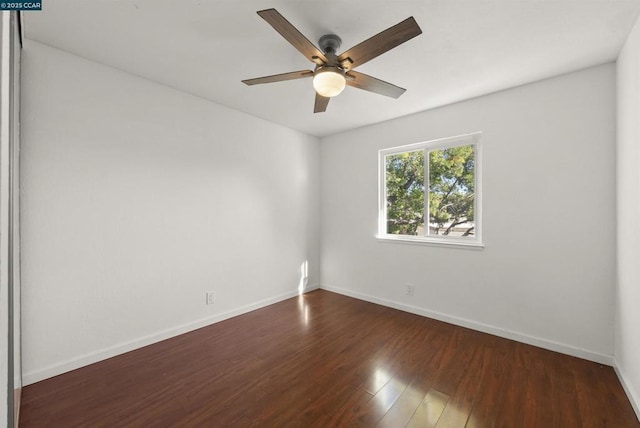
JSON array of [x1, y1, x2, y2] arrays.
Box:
[[616, 13, 640, 418], [20, 41, 320, 384], [321, 64, 616, 362]]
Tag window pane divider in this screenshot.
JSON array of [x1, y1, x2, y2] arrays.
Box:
[[423, 148, 429, 238]]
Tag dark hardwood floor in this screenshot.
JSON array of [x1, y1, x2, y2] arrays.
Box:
[[20, 290, 639, 427]]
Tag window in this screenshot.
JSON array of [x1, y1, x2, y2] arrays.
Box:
[[378, 133, 482, 247]]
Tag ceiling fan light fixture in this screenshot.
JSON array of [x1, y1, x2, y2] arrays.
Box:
[[244, 9, 422, 112], [313, 67, 346, 97]]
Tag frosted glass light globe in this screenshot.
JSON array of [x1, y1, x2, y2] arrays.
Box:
[[313, 68, 346, 97]]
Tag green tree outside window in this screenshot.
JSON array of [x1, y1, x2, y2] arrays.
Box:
[[386, 144, 475, 237]]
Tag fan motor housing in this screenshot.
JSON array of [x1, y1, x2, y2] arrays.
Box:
[[318, 34, 342, 54]]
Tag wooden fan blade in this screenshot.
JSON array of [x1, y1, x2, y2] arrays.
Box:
[[314, 93, 330, 113], [345, 71, 406, 98], [338, 17, 422, 70], [242, 70, 314, 85], [258, 9, 328, 65]]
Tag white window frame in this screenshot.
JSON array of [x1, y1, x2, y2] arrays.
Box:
[[377, 132, 483, 248]]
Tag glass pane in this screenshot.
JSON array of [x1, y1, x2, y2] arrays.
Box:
[[385, 150, 425, 235], [428, 145, 475, 237]]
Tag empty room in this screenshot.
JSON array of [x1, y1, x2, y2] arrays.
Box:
[[1, 0, 640, 426]]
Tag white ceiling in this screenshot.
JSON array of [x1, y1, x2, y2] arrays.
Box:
[[24, 0, 640, 137]]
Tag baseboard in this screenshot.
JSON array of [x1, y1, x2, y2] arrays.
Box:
[[613, 360, 640, 422], [320, 284, 613, 366], [23, 285, 318, 385]]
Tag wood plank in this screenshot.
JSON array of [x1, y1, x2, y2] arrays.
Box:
[[375, 378, 427, 428], [466, 340, 511, 428], [405, 388, 449, 428], [434, 335, 485, 427], [495, 364, 529, 427], [322, 387, 374, 427]]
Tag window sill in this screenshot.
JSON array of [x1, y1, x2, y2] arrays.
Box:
[[376, 235, 484, 250]]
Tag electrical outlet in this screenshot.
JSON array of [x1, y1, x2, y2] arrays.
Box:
[[406, 283, 415, 296], [206, 291, 215, 305]]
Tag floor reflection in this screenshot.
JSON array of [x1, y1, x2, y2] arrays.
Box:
[[413, 389, 449, 426], [368, 366, 476, 427], [297, 295, 310, 327], [372, 367, 392, 394]]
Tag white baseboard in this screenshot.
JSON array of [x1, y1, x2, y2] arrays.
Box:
[[613, 360, 640, 422], [23, 285, 318, 386], [320, 284, 613, 366]]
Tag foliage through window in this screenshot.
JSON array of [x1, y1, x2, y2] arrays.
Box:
[[379, 133, 482, 246]]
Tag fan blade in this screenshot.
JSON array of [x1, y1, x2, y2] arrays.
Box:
[[258, 9, 328, 65], [314, 93, 330, 113], [242, 70, 314, 85], [338, 17, 422, 70], [345, 71, 406, 98]]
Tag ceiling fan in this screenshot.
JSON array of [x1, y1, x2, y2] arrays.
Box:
[[242, 9, 422, 113]]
